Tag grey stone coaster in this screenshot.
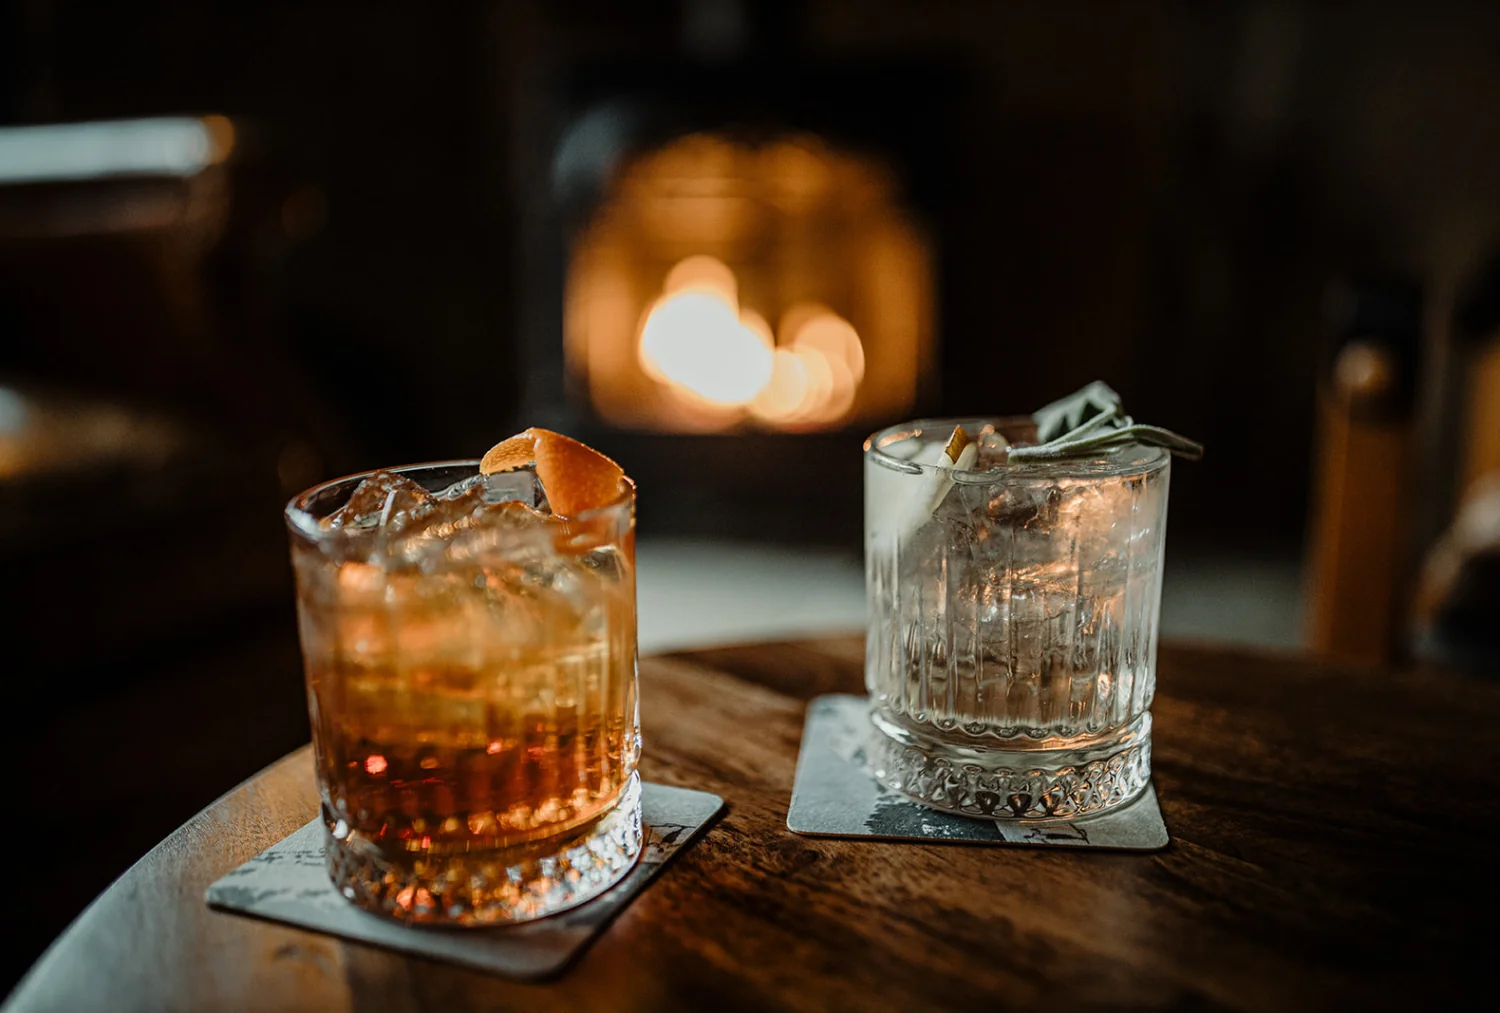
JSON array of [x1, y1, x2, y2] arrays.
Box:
[[206, 782, 723, 980], [787, 694, 1168, 850]]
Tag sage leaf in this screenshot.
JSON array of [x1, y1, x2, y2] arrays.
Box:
[[1033, 381, 1123, 443], [1017, 381, 1203, 462]]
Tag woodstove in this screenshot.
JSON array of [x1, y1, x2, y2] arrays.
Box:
[[514, 4, 956, 542]]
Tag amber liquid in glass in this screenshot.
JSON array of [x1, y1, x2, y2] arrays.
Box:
[[290, 467, 641, 925], [310, 641, 638, 865]]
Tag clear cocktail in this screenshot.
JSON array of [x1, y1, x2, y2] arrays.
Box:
[[865, 417, 1170, 820]]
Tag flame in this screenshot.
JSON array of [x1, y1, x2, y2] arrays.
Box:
[[664, 255, 738, 303], [786, 305, 865, 384], [638, 257, 868, 425], [749, 349, 810, 422], [637, 281, 772, 406], [798, 345, 857, 424]]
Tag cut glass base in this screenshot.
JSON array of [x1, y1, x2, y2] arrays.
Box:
[[868, 712, 1151, 821], [323, 774, 643, 926]]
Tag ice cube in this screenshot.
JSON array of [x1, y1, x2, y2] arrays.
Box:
[[392, 490, 555, 572], [475, 559, 578, 650], [476, 536, 622, 642], [326, 471, 434, 533], [436, 469, 548, 511], [434, 473, 484, 500]]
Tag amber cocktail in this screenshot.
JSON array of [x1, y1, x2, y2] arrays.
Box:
[[285, 441, 640, 925]]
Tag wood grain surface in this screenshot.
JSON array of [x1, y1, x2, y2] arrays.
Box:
[[7, 637, 1499, 1012]]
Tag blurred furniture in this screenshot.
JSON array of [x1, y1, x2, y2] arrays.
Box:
[[0, 118, 332, 989], [1413, 248, 1500, 664], [1307, 256, 1500, 669], [0, 117, 339, 675], [0, 116, 340, 477], [1304, 280, 1421, 665], [10, 636, 1498, 1012]]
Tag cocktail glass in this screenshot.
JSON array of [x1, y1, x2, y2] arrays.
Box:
[[285, 461, 641, 924], [864, 418, 1170, 820]]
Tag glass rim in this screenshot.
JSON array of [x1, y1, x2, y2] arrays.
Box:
[[864, 417, 1170, 480], [284, 458, 636, 540]]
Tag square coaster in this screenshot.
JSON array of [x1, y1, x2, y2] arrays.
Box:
[[787, 694, 1168, 850], [207, 782, 723, 980]]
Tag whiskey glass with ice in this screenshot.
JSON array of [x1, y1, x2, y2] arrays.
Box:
[[285, 460, 641, 924], [864, 418, 1170, 820]]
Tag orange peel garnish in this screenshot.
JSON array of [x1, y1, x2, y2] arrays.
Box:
[[480, 427, 627, 519]]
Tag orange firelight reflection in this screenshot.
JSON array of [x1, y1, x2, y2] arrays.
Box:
[[637, 258, 867, 427]]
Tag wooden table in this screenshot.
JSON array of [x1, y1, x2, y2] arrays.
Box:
[[8, 637, 1499, 1012]]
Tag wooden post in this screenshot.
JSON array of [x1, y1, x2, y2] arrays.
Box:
[[1305, 282, 1421, 665]]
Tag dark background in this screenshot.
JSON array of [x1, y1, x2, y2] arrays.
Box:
[[3, 0, 1498, 993]]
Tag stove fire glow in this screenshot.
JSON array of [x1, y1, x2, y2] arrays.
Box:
[[564, 133, 933, 434], [636, 255, 866, 428]]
